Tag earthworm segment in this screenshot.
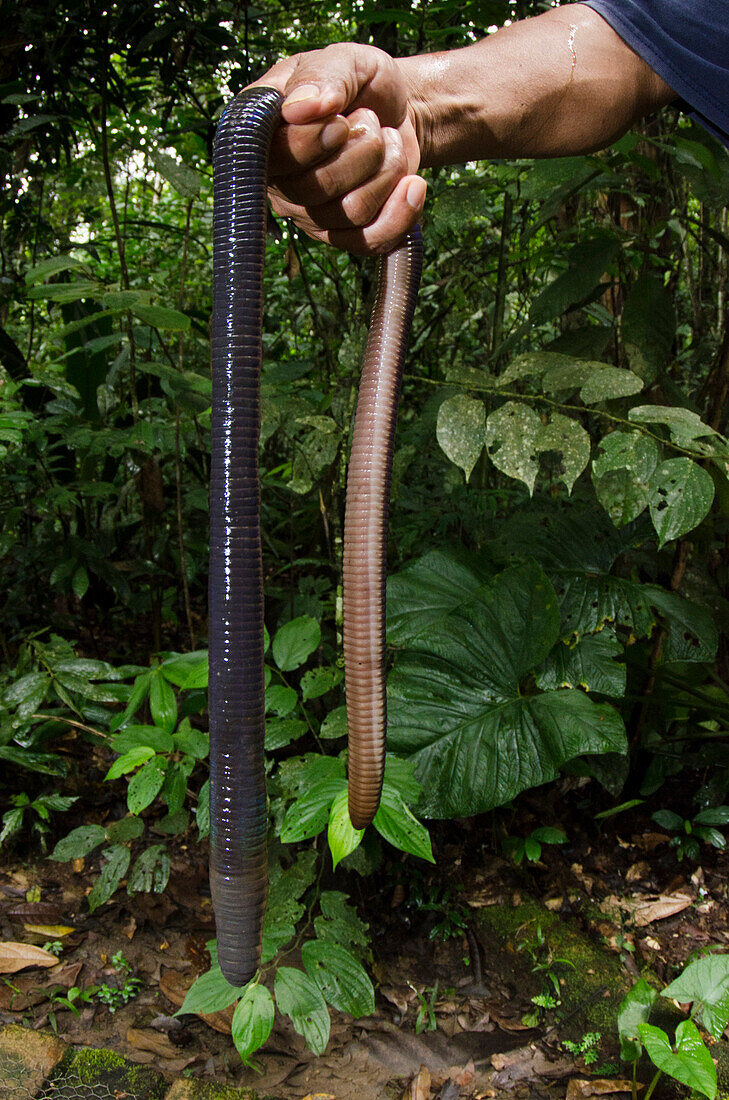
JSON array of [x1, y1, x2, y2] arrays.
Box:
[[210, 85, 422, 985]]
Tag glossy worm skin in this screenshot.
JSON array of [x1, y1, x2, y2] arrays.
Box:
[[344, 230, 422, 829], [210, 86, 422, 985]]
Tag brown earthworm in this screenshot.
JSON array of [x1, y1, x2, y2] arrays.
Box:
[[210, 86, 422, 986]]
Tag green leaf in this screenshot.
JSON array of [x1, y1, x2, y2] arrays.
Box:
[[51, 824, 106, 861], [388, 563, 626, 817], [535, 413, 590, 493], [264, 718, 307, 751], [529, 238, 619, 326], [272, 616, 321, 671], [628, 406, 724, 457], [648, 458, 714, 546], [105, 745, 156, 780], [177, 964, 248, 1015], [301, 941, 375, 1016], [579, 367, 643, 404], [149, 671, 177, 734], [151, 150, 202, 198], [232, 983, 274, 1066], [622, 274, 675, 383], [617, 977, 658, 1061], [274, 967, 330, 1055], [372, 784, 434, 862], [694, 807, 729, 826], [127, 845, 170, 895], [300, 667, 341, 701], [265, 684, 298, 715], [662, 955, 729, 1039], [105, 817, 145, 844], [652, 809, 683, 830], [531, 826, 567, 845], [132, 304, 190, 331], [25, 255, 83, 284], [72, 567, 89, 599], [436, 394, 486, 482], [88, 845, 130, 912], [161, 650, 208, 688], [26, 281, 99, 303], [172, 727, 209, 759], [320, 706, 348, 739], [281, 777, 347, 842], [327, 789, 364, 870], [127, 760, 165, 814], [485, 402, 542, 493], [387, 550, 488, 646], [536, 630, 626, 697], [111, 725, 175, 754], [638, 1020, 716, 1099], [196, 779, 209, 839], [592, 431, 661, 526]]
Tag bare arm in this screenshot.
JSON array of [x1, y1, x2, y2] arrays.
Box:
[[401, 5, 677, 165], [251, 3, 677, 254]]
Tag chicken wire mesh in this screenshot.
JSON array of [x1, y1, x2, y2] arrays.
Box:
[[0, 1052, 138, 1100]]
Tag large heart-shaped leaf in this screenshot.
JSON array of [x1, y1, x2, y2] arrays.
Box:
[[388, 562, 626, 817]]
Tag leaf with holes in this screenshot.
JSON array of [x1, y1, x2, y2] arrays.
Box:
[[535, 414, 590, 493], [436, 394, 486, 482], [485, 402, 542, 493], [88, 845, 130, 912], [272, 616, 321, 671], [648, 458, 714, 546], [592, 431, 661, 526]]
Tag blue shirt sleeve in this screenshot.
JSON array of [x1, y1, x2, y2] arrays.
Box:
[[583, 0, 729, 149]]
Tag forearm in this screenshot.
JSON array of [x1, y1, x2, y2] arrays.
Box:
[[397, 4, 677, 166]]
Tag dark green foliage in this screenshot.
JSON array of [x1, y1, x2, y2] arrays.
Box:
[[2, 0, 729, 1069]]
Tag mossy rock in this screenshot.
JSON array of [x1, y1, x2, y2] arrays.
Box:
[[49, 1046, 166, 1100], [477, 895, 729, 1093]]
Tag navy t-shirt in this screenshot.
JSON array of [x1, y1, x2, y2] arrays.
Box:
[[583, 0, 729, 148]]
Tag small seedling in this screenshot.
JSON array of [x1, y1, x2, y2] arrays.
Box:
[[652, 807, 729, 862], [562, 1032, 602, 1065], [95, 951, 142, 1013], [502, 826, 567, 865]]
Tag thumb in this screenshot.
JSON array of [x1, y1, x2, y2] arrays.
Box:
[[280, 44, 405, 127]]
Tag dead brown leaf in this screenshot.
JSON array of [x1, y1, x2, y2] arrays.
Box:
[[631, 833, 669, 851], [126, 1027, 179, 1059], [401, 1065, 431, 1100], [625, 862, 651, 883], [0, 941, 59, 974], [566, 1079, 636, 1100], [488, 1009, 533, 1032], [492, 1045, 574, 1087], [631, 894, 692, 926], [159, 966, 233, 1034]]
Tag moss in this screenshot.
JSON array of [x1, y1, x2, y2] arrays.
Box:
[[479, 897, 632, 1041], [477, 897, 729, 1096], [52, 1046, 166, 1100]]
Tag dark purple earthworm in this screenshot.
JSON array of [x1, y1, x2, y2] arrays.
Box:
[[210, 86, 422, 985]]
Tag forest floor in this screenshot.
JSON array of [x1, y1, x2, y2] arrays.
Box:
[[1, 776, 727, 1100]]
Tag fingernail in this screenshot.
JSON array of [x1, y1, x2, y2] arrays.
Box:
[[407, 178, 426, 209], [284, 83, 320, 106], [321, 119, 349, 150]]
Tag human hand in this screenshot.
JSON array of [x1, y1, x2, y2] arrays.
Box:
[[247, 43, 427, 255]]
